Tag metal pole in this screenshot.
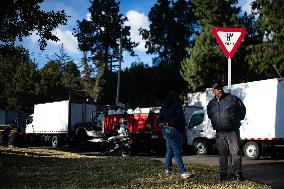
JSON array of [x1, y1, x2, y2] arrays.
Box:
[[228, 57, 232, 173], [116, 35, 122, 106], [228, 58, 231, 90]]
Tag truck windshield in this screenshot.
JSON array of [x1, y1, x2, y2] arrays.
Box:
[[189, 113, 204, 128], [26, 116, 33, 124]]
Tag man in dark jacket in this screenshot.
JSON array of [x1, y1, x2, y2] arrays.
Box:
[[158, 91, 191, 179], [207, 83, 246, 182]]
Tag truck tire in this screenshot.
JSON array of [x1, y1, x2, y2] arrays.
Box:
[[244, 141, 260, 160], [121, 145, 133, 157], [121, 147, 131, 157], [51, 135, 59, 148], [194, 139, 207, 155], [76, 129, 87, 145]]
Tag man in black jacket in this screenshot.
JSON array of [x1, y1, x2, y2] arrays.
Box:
[[207, 83, 246, 182]]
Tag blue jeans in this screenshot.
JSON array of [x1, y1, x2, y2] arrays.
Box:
[[162, 127, 187, 173]]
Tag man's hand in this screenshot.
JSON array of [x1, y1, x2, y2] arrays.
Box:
[[159, 122, 169, 128]]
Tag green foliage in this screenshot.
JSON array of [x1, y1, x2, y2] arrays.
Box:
[[100, 61, 188, 108], [61, 61, 81, 90], [39, 60, 81, 102], [245, 0, 284, 78], [80, 52, 97, 101], [121, 63, 159, 107], [50, 44, 72, 68], [1, 0, 283, 109], [141, 0, 196, 65], [181, 0, 244, 91], [74, 0, 137, 102], [12, 59, 40, 109], [98, 62, 156, 107], [51, 45, 81, 92], [0, 0, 68, 50], [140, 0, 196, 95], [181, 28, 226, 91], [39, 61, 65, 101], [37, 45, 82, 102], [192, 0, 241, 27], [0, 46, 40, 109]]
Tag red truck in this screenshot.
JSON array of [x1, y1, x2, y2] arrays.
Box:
[[91, 106, 164, 154]]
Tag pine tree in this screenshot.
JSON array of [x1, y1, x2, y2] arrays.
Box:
[[246, 0, 284, 78], [74, 0, 137, 102], [181, 0, 243, 91], [80, 52, 96, 101], [140, 0, 196, 94], [0, 46, 40, 109]]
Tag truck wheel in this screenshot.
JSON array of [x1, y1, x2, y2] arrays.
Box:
[[121, 145, 132, 157], [244, 141, 260, 160], [77, 130, 87, 145], [194, 140, 207, 155], [51, 135, 59, 148]]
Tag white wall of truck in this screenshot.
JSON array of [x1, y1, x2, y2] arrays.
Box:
[[186, 78, 284, 159]]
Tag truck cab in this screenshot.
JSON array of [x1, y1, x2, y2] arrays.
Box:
[[25, 114, 34, 133], [185, 109, 216, 155]]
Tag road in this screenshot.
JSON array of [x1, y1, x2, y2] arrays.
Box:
[[152, 153, 284, 189]]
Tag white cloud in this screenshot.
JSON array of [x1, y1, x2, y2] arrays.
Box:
[[30, 31, 40, 45], [49, 28, 80, 54], [28, 28, 80, 55], [239, 0, 253, 14], [86, 12, 91, 21], [125, 10, 149, 52]]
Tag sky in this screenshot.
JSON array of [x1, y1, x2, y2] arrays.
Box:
[[18, 0, 253, 70]]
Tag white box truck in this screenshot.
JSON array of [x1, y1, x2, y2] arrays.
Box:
[[25, 100, 102, 147], [186, 78, 284, 159]]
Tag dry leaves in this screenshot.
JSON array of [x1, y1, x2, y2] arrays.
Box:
[[0, 146, 271, 189]]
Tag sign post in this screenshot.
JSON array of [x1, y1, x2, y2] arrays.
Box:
[[211, 27, 246, 89]]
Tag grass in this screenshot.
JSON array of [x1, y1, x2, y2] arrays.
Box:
[[0, 146, 271, 189]]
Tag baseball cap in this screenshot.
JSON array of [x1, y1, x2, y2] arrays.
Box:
[[212, 82, 223, 90]]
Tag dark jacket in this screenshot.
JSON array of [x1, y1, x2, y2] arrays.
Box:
[[158, 100, 185, 133], [207, 93, 246, 132]]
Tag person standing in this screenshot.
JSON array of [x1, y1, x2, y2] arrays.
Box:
[[118, 118, 129, 137], [158, 91, 191, 179], [207, 83, 246, 182]]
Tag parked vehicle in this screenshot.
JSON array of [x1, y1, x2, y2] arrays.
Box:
[[101, 134, 134, 156], [25, 100, 100, 147], [185, 78, 284, 159], [90, 78, 284, 159], [0, 125, 17, 146], [90, 107, 164, 155]]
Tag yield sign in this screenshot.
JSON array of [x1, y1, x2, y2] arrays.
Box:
[[211, 27, 246, 58]]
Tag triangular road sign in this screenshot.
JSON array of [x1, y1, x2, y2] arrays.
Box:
[[211, 27, 246, 58]]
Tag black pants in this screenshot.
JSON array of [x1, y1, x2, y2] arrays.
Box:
[[216, 129, 242, 175]]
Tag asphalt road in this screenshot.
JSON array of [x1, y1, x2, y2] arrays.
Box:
[[152, 153, 284, 189]]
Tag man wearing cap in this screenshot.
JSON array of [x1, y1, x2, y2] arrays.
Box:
[[207, 83, 246, 182]]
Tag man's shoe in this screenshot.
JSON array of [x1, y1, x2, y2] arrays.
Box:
[[236, 173, 244, 182], [219, 173, 227, 182], [181, 172, 191, 179], [164, 169, 172, 174]]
